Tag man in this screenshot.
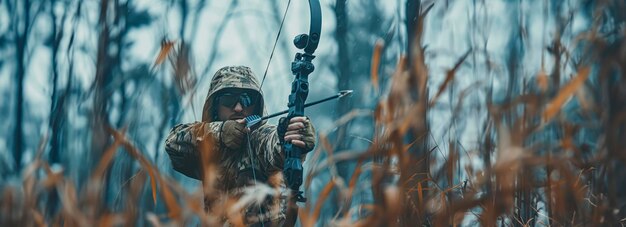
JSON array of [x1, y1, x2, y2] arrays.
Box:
[[165, 66, 316, 226]]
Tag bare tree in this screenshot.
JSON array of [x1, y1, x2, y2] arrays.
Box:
[[401, 0, 431, 225], [11, 0, 32, 171]]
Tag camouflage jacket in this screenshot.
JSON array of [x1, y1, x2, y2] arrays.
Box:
[[165, 66, 287, 224]]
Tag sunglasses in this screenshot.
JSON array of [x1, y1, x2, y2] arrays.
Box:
[[216, 92, 259, 108]]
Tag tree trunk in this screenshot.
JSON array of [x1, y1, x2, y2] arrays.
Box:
[[92, 0, 112, 165], [13, 0, 31, 171], [332, 0, 352, 220], [402, 0, 431, 225]]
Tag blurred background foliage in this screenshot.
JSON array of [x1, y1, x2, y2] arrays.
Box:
[[0, 0, 625, 226]]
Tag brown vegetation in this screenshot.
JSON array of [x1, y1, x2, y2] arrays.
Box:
[[1, 1, 626, 227]]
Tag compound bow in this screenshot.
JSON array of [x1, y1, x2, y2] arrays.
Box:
[[282, 1, 321, 225]]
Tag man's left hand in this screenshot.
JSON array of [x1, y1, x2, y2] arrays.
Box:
[[283, 116, 316, 152]]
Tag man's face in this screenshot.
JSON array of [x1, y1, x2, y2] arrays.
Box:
[[215, 89, 259, 121]]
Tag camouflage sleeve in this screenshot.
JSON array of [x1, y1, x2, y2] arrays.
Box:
[[164, 121, 223, 179], [249, 124, 284, 173]]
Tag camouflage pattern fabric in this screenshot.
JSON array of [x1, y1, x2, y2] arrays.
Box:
[[165, 66, 288, 224]]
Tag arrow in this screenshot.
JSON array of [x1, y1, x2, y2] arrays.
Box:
[[245, 90, 353, 128]]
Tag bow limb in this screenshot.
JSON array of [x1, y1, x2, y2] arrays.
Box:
[[304, 0, 321, 55]]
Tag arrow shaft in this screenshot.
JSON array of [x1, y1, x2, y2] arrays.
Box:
[[261, 93, 342, 121]]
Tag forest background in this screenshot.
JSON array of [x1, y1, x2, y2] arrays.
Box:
[[1, 0, 625, 226]]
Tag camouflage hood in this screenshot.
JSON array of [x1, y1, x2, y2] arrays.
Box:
[[202, 66, 267, 124]]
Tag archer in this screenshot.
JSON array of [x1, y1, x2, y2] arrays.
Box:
[[165, 65, 317, 226]]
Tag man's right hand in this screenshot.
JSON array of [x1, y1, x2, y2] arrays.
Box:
[[220, 119, 248, 150]]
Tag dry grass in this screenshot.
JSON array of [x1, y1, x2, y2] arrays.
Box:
[[2, 1, 626, 227]]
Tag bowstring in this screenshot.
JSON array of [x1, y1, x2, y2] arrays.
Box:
[[246, 2, 293, 225], [259, 0, 293, 90], [245, 130, 265, 226]]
